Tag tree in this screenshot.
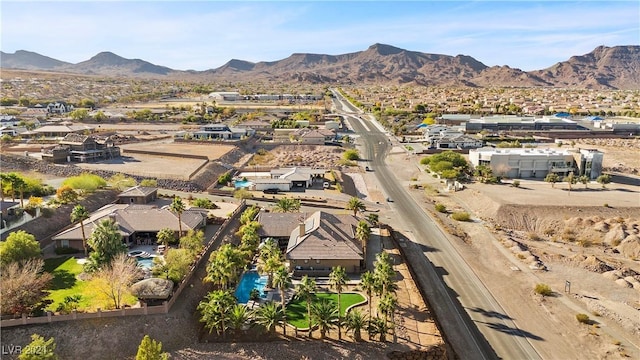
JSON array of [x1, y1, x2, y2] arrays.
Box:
[[56, 185, 78, 204], [355, 221, 371, 266], [360, 271, 376, 327], [179, 229, 205, 257], [544, 173, 560, 188], [272, 266, 292, 335], [563, 172, 576, 195], [254, 301, 283, 335], [374, 252, 395, 295], [378, 292, 397, 340], [157, 248, 193, 282], [12, 175, 26, 207], [93, 111, 108, 122], [169, 196, 185, 237], [85, 218, 127, 272], [295, 275, 317, 338], [135, 335, 169, 360], [311, 299, 338, 339], [597, 174, 611, 189], [89, 253, 142, 309], [346, 197, 366, 217], [0, 230, 41, 267], [366, 213, 379, 226], [70, 204, 90, 256], [345, 309, 367, 341], [69, 108, 89, 121], [228, 304, 251, 335], [19, 334, 59, 360], [273, 197, 301, 213], [578, 175, 590, 189], [198, 290, 236, 337], [329, 266, 348, 340], [156, 228, 176, 248], [0, 259, 52, 316], [368, 316, 389, 342]]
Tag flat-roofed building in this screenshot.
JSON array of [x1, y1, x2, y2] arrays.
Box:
[[469, 147, 603, 179]]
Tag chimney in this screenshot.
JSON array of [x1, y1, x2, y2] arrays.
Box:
[[298, 222, 305, 237]]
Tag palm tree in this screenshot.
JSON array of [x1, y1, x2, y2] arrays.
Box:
[[329, 266, 348, 340], [272, 197, 301, 213], [0, 173, 9, 202], [345, 309, 367, 341], [156, 227, 175, 250], [294, 275, 316, 338], [228, 304, 251, 336], [204, 255, 233, 290], [311, 299, 338, 339], [346, 197, 366, 217], [374, 252, 395, 295], [169, 196, 185, 237], [368, 316, 389, 342], [271, 266, 292, 336], [378, 292, 397, 340], [366, 213, 379, 226], [12, 176, 26, 207], [355, 221, 371, 266], [197, 290, 236, 338], [360, 271, 376, 327], [254, 301, 283, 335], [70, 204, 90, 256]]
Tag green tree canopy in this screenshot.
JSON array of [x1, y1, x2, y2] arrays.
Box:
[[135, 335, 169, 360], [85, 219, 127, 272], [0, 230, 41, 267]]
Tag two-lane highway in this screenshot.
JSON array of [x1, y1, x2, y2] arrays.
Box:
[[331, 89, 541, 360]]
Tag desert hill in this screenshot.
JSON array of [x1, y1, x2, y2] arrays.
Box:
[[1, 44, 639, 89]]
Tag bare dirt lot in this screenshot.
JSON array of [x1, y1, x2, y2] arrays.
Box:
[[120, 141, 235, 161], [384, 144, 640, 359]]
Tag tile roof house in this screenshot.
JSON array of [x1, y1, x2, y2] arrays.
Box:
[[53, 204, 207, 250], [257, 212, 309, 251], [284, 211, 363, 276], [117, 186, 158, 204]]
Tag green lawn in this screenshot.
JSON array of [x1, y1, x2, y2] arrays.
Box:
[[286, 292, 366, 329], [44, 256, 137, 312]]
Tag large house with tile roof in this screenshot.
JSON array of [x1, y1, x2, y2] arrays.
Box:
[[283, 211, 363, 276], [53, 203, 207, 250]]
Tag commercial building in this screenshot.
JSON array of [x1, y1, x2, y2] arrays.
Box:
[[469, 147, 604, 179]]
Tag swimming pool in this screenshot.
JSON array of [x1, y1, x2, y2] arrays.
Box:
[[234, 270, 268, 304], [137, 257, 156, 270], [234, 180, 254, 189]]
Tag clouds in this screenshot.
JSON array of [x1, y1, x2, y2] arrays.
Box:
[[2, 1, 638, 71]]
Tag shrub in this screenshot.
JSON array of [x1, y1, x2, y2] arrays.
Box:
[[534, 283, 553, 296], [576, 313, 590, 324], [62, 173, 107, 193], [192, 198, 217, 209], [603, 203, 609, 208], [217, 172, 232, 185], [511, 180, 521, 188], [342, 149, 359, 161], [451, 212, 471, 222], [528, 232, 541, 241], [435, 203, 447, 213], [54, 247, 80, 255]]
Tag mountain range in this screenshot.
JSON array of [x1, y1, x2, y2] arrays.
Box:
[[2, 44, 639, 89]]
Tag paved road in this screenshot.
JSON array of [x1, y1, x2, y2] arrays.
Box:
[[331, 89, 541, 360]]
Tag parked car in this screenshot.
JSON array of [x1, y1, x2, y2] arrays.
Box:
[[263, 188, 279, 194], [323, 182, 330, 189]]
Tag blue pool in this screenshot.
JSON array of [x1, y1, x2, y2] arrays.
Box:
[[234, 180, 254, 188], [137, 258, 155, 270], [235, 271, 268, 304]]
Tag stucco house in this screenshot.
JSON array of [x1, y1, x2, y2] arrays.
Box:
[[253, 167, 327, 191], [53, 204, 207, 250], [285, 211, 363, 276], [117, 186, 158, 204]]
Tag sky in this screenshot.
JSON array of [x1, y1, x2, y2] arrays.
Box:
[[1, 1, 639, 72]]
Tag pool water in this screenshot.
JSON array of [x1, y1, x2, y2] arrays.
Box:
[[234, 180, 254, 188], [235, 271, 268, 304], [137, 258, 155, 270]]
